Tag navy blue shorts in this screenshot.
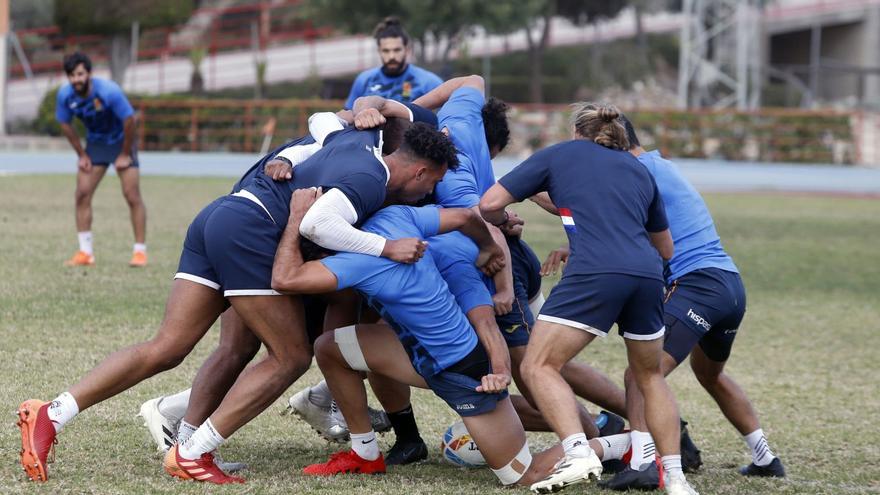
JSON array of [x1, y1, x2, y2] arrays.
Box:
[[175, 195, 282, 297], [495, 237, 542, 347], [86, 140, 139, 167], [423, 342, 508, 417], [538, 273, 666, 340], [663, 268, 746, 363]]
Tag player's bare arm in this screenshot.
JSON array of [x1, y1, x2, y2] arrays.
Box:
[[113, 115, 135, 170], [479, 183, 520, 229], [351, 96, 413, 129], [529, 192, 559, 215], [412, 75, 485, 110], [271, 187, 339, 295], [649, 229, 674, 260], [59, 122, 91, 172]]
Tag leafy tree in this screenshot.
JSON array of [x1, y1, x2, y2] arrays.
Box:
[[54, 0, 194, 83]]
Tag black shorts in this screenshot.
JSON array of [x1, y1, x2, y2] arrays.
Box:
[[495, 237, 543, 347], [662, 268, 746, 363], [86, 140, 139, 167]]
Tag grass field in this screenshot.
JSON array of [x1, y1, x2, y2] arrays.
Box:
[[1, 174, 879, 494]]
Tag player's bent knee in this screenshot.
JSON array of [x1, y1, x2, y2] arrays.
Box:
[[332, 325, 371, 372], [492, 441, 532, 486]]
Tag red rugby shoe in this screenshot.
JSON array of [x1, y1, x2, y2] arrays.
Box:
[[17, 399, 57, 482], [303, 450, 386, 476], [163, 444, 245, 484]]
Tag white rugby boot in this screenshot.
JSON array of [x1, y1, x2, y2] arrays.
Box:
[[530, 451, 603, 493]]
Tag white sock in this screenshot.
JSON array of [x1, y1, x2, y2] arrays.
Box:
[[561, 433, 592, 459], [46, 392, 80, 433], [350, 430, 380, 461], [157, 388, 191, 423], [629, 430, 656, 470], [179, 419, 225, 460], [661, 454, 683, 479], [133, 243, 147, 253], [597, 433, 632, 461], [308, 380, 333, 408], [744, 428, 776, 466], [177, 420, 198, 445], [77, 231, 93, 255]]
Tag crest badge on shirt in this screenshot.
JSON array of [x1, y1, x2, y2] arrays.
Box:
[[93, 98, 103, 111], [558, 208, 577, 233], [402, 81, 412, 100]]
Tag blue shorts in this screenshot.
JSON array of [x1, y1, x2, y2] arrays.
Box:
[[423, 342, 508, 417], [86, 140, 139, 167], [495, 237, 542, 347], [662, 268, 746, 363], [538, 273, 666, 340], [175, 195, 282, 297]]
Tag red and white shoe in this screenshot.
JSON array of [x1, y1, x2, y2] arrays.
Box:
[[163, 444, 245, 484], [16, 399, 57, 482], [302, 450, 386, 476]]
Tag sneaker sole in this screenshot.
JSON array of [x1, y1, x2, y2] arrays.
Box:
[[532, 469, 601, 494], [17, 401, 48, 482]]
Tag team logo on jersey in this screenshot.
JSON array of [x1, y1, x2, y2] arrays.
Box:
[[93, 98, 103, 111], [402, 81, 412, 99], [369, 84, 383, 92], [687, 308, 711, 331], [558, 208, 577, 233]]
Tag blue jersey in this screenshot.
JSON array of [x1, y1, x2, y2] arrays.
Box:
[[231, 135, 316, 193], [55, 78, 134, 145], [637, 150, 738, 282], [247, 127, 387, 230], [320, 206, 478, 377], [435, 87, 495, 208], [345, 64, 443, 109], [500, 140, 668, 281], [429, 231, 494, 313]]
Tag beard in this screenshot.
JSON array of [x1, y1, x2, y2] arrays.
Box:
[[381, 58, 407, 77]]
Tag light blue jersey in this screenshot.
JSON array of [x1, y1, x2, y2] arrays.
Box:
[[435, 87, 495, 208], [320, 206, 478, 377], [56, 77, 134, 145], [345, 64, 442, 109], [637, 150, 739, 282]]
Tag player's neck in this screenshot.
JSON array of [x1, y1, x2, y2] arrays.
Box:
[[75, 80, 92, 98]]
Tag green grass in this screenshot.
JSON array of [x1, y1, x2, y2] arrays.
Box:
[[1, 174, 879, 494]]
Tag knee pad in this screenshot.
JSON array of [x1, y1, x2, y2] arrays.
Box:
[[334, 325, 370, 372], [491, 441, 533, 485]]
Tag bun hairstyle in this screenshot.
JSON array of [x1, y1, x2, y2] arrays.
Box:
[[373, 16, 410, 46], [571, 102, 630, 151]]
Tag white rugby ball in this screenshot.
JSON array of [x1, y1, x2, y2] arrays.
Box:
[[440, 421, 486, 467]]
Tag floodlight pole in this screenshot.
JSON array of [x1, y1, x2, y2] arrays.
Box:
[[677, 0, 762, 109]]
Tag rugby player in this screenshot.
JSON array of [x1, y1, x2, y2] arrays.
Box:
[[56, 52, 147, 267], [272, 189, 559, 488], [345, 17, 442, 109], [480, 103, 698, 495], [542, 115, 785, 489], [135, 97, 429, 461], [16, 111, 455, 483]]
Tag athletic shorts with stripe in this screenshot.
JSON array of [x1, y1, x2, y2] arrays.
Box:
[[538, 273, 665, 340], [175, 195, 283, 297], [662, 267, 746, 363]]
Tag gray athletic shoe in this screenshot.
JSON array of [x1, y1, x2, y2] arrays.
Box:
[[327, 400, 394, 439], [138, 397, 179, 452], [287, 387, 347, 443], [530, 452, 603, 494], [212, 450, 247, 474]]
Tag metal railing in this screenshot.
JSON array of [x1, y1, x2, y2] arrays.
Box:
[[132, 98, 860, 164]]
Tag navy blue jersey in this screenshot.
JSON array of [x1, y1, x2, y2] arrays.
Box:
[[499, 140, 668, 281], [56, 78, 134, 145], [248, 127, 388, 229], [231, 135, 316, 194]]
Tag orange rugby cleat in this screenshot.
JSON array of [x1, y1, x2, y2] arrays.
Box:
[[16, 399, 57, 482], [129, 251, 147, 267], [163, 444, 245, 484], [64, 251, 95, 266]]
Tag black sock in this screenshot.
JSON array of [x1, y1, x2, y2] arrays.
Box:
[[388, 405, 421, 444]]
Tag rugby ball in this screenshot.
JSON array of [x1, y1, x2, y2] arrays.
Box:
[[440, 421, 486, 467]]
